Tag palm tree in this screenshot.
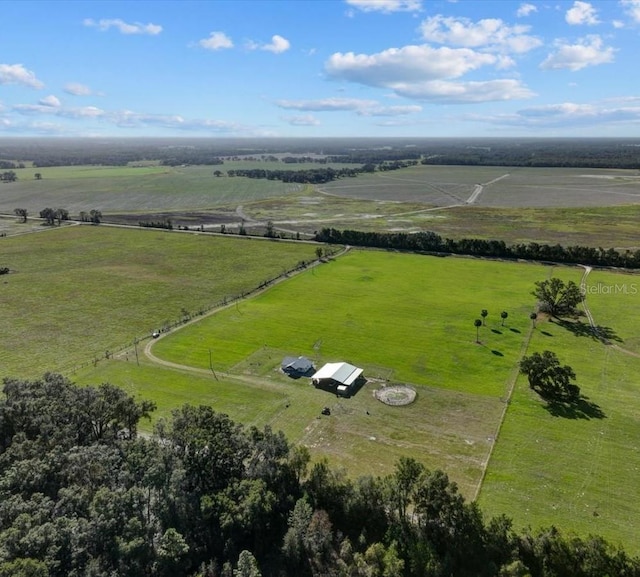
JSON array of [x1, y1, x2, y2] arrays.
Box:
[[481, 309, 488, 325], [501, 311, 508, 326], [474, 319, 482, 343], [530, 311, 538, 327]]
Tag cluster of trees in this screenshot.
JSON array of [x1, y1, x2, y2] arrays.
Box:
[[79, 210, 103, 224], [39, 208, 69, 226], [1, 373, 638, 577], [419, 138, 640, 169], [13, 208, 102, 226], [0, 171, 18, 182], [0, 160, 21, 169], [226, 167, 364, 184], [314, 228, 640, 269], [139, 219, 174, 230]]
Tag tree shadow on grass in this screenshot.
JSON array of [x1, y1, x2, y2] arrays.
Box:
[[555, 318, 622, 344], [509, 328, 521, 334], [491, 329, 502, 334], [540, 330, 553, 337], [544, 395, 606, 420], [491, 350, 504, 357]]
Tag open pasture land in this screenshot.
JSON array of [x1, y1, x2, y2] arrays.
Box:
[[77, 251, 570, 497], [0, 164, 304, 215], [479, 268, 640, 554], [318, 165, 640, 208], [150, 250, 548, 397], [0, 225, 314, 379]]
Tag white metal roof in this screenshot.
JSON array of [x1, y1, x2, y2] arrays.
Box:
[[311, 362, 363, 386]]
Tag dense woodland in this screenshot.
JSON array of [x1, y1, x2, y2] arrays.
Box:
[[0, 137, 639, 169], [0, 374, 639, 577]]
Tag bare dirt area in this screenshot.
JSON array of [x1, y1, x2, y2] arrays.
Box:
[[374, 384, 417, 406]]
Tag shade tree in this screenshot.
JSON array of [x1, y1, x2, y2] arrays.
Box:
[[532, 278, 582, 317], [520, 350, 580, 402]]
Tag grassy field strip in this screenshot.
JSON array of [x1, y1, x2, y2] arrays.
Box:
[[479, 283, 640, 555], [472, 319, 536, 501]]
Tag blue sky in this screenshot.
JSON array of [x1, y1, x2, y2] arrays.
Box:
[[2, 0, 640, 138]]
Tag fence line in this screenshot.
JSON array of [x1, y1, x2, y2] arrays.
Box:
[[65, 248, 341, 376]]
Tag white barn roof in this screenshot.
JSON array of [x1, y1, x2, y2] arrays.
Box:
[[312, 362, 363, 386]]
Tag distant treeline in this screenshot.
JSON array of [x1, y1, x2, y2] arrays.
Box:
[[315, 228, 640, 269], [1, 137, 639, 169]]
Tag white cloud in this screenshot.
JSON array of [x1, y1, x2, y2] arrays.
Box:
[[324, 44, 534, 103], [361, 104, 422, 116], [393, 78, 534, 103], [419, 15, 542, 53], [516, 3, 538, 17], [276, 97, 379, 112], [276, 97, 422, 116], [345, 0, 422, 13], [0, 64, 44, 89], [251, 35, 291, 54], [326, 45, 497, 85], [540, 35, 615, 71], [83, 18, 162, 35], [565, 1, 600, 25], [283, 115, 321, 126], [481, 100, 640, 130], [621, 0, 640, 23], [39, 95, 61, 108], [199, 31, 234, 50], [59, 106, 105, 119], [64, 82, 93, 96]]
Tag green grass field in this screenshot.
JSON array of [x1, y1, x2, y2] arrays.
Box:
[[0, 225, 314, 379], [0, 164, 303, 215], [151, 250, 546, 396], [75, 250, 574, 500], [479, 268, 640, 554]]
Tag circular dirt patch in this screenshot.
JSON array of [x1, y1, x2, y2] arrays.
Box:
[[375, 385, 416, 406]]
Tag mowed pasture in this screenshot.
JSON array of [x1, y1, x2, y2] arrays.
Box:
[[0, 225, 315, 379], [480, 269, 640, 554]]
